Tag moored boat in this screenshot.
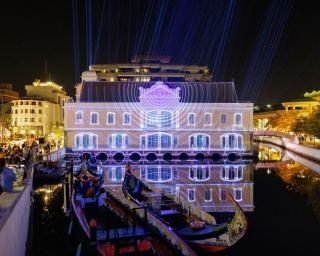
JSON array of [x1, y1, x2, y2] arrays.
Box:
[[122, 169, 248, 253]]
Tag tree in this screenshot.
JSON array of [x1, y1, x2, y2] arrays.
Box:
[[268, 110, 298, 133], [304, 106, 320, 139]]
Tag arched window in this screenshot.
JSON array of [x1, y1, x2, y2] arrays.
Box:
[[189, 134, 210, 149], [189, 166, 210, 181], [74, 133, 98, 149], [108, 167, 125, 182], [90, 112, 99, 125], [220, 133, 243, 149], [75, 111, 83, 124], [144, 166, 172, 182], [146, 111, 172, 128], [141, 133, 172, 149], [107, 112, 115, 125], [220, 166, 243, 181], [108, 134, 129, 148]]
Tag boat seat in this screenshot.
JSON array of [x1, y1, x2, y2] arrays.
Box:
[[159, 209, 179, 216]]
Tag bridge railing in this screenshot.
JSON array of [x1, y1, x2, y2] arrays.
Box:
[[253, 130, 295, 140]]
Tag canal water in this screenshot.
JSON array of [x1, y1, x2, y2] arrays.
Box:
[[30, 149, 320, 255]]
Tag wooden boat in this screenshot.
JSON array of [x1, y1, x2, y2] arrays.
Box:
[[71, 168, 164, 255], [122, 173, 247, 253]]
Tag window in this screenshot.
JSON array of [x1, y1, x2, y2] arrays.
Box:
[[220, 134, 243, 149], [145, 166, 172, 182], [205, 189, 212, 202], [39, 118, 42, 122], [25, 109, 28, 113], [188, 113, 195, 125], [25, 118, 28, 122], [30, 118, 35, 122], [15, 110, 18, 114], [221, 114, 227, 124], [107, 112, 115, 125], [220, 166, 243, 181], [189, 134, 210, 149], [38, 102, 42, 106], [108, 167, 125, 182], [90, 112, 99, 125], [188, 189, 196, 202], [204, 113, 212, 126], [146, 111, 172, 128], [30, 109, 35, 114], [189, 166, 210, 181], [31, 101, 36, 105], [75, 133, 98, 149], [75, 111, 83, 124], [123, 113, 131, 125], [143, 133, 172, 149], [20, 101, 23, 105], [108, 134, 129, 148], [39, 109, 42, 114], [20, 110, 23, 113], [234, 188, 242, 201], [26, 101, 29, 105], [234, 113, 242, 126], [220, 190, 226, 201]]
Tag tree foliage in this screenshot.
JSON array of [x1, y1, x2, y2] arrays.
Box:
[[268, 110, 298, 132], [292, 106, 320, 138]]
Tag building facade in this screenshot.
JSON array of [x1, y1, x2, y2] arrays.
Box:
[[65, 80, 253, 157], [11, 80, 70, 137]]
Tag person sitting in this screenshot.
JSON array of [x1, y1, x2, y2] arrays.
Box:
[[0, 157, 16, 193]]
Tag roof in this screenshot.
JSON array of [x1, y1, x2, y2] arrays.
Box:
[[79, 81, 239, 103]]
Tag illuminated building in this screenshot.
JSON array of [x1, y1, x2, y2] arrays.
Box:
[[65, 59, 254, 158], [254, 98, 319, 130], [11, 80, 70, 137]]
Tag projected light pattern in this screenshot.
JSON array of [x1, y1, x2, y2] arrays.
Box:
[[103, 163, 254, 213], [64, 80, 253, 154]]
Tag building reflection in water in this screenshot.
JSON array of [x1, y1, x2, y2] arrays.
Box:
[[103, 163, 254, 213]]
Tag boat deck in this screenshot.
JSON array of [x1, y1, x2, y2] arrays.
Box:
[[97, 226, 148, 241]]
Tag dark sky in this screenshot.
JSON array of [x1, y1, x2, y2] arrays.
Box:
[[0, 0, 319, 104]]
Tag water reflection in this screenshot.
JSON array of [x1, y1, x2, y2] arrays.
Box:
[[103, 163, 254, 213]]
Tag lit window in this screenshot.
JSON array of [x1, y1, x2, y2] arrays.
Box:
[[107, 112, 115, 125], [204, 189, 212, 202], [220, 166, 243, 181], [204, 113, 212, 126], [220, 133, 243, 149], [143, 133, 172, 149], [189, 166, 210, 181], [188, 189, 196, 202], [188, 113, 195, 125], [75, 133, 98, 149], [75, 111, 83, 124], [109, 167, 125, 182], [234, 113, 242, 126], [146, 111, 172, 128], [189, 134, 210, 149], [221, 114, 227, 124], [234, 188, 242, 201], [145, 166, 172, 182], [108, 134, 129, 148], [123, 113, 131, 125], [90, 112, 99, 125]]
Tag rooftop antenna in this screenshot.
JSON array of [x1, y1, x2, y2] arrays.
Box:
[[45, 61, 48, 80]]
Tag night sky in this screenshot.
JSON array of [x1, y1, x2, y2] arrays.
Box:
[[0, 0, 319, 104]]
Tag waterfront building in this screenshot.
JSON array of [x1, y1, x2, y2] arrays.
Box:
[[65, 58, 254, 158], [254, 98, 320, 130], [0, 83, 19, 142], [11, 80, 70, 137]]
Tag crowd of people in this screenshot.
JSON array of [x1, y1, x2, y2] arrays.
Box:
[[0, 142, 38, 195]]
